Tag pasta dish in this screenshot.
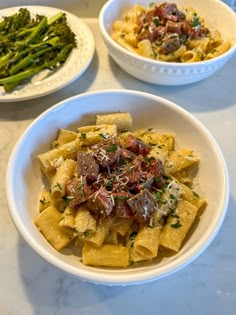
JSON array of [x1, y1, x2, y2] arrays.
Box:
[[35, 112, 206, 268], [111, 2, 231, 62]]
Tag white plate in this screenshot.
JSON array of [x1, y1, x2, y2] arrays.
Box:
[[0, 6, 95, 102]]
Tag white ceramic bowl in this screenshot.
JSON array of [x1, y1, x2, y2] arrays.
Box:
[[99, 0, 236, 85], [6, 90, 229, 285]]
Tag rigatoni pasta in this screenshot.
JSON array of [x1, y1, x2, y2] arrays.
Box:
[[34, 112, 206, 268]]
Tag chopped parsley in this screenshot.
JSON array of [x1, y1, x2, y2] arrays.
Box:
[[144, 156, 155, 163], [130, 260, 135, 266], [106, 144, 117, 152], [150, 48, 158, 58], [192, 191, 199, 199], [105, 179, 113, 190], [54, 182, 62, 190], [153, 191, 163, 202], [210, 49, 217, 54], [99, 133, 109, 139], [200, 53, 206, 60], [191, 13, 201, 28], [73, 227, 79, 234], [39, 197, 46, 205], [80, 132, 86, 139], [180, 34, 188, 44], [170, 209, 179, 218], [62, 196, 70, 205], [170, 220, 182, 228], [119, 33, 125, 38], [153, 17, 160, 27], [83, 231, 89, 238], [130, 231, 138, 241]]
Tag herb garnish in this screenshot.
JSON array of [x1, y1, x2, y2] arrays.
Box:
[[106, 144, 117, 152], [80, 132, 86, 139], [99, 133, 109, 139], [54, 182, 62, 190], [62, 196, 70, 205], [130, 231, 138, 241], [39, 197, 46, 205], [192, 191, 199, 199], [153, 17, 160, 27], [170, 209, 179, 218], [83, 231, 89, 238], [170, 220, 182, 228], [191, 13, 201, 28], [73, 227, 79, 234]]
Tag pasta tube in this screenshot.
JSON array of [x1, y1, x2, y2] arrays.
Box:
[[59, 206, 76, 230], [127, 231, 152, 263], [34, 205, 72, 250], [38, 138, 81, 173], [74, 204, 96, 233], [53, 128, 77, 148], [39, 190, 54, 212], [159, 200, 199, 252], [178, 182, 206, 210], [96, 113, 133, 131], [82, 243, 129, 267], [165, 148, 200, 175], [80, 221, 109, 247], [77, 124, 117, 146], [51, 159, 76, 200], [134, 225, 161, 258]]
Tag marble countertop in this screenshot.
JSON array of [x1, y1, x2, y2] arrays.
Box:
[[1, 1, 236, 315]]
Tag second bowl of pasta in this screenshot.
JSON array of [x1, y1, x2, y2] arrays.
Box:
[[99, 0, 236, 85], [6, 90, 229, 285]]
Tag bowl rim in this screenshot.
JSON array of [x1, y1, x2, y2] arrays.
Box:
[[5, 89, 230, 285], [99, 0, 236, 68]]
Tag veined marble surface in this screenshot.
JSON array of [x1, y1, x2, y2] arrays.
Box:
[[0, 1, 236, 315]]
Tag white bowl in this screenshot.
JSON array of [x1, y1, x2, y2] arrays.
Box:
[[99, 0, 236, 85], [6, 90, 229, 285]]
